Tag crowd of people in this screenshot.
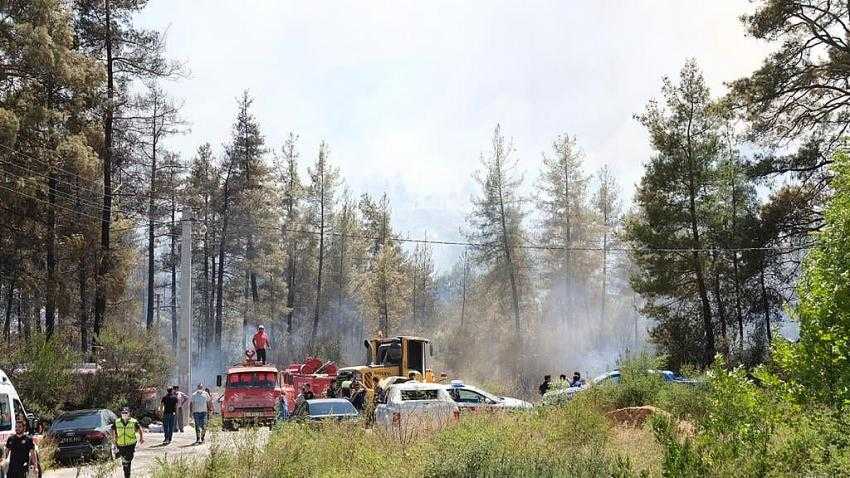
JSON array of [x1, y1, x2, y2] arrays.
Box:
[[538, 372, 584, 396]]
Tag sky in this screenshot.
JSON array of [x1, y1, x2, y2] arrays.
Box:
[[138, 1, 772, 271]]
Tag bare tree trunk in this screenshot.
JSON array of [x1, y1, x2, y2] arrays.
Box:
[[285, 250, 295, 333], [45, 171, 57, 338], [215, 169, 234, 358], [601, 231, 607, 324], [496, 166, 521, 335], [685, 115, 715, 367], [94, 0, 115, 341], [146, 133, 157, 329], [760, 259, 772, 343], [710, 251, 729, 359], [460, 252, 468, 328], [79, 254, 88, 353], [3, 271, 16, 342], [311, 168, 325, 344]]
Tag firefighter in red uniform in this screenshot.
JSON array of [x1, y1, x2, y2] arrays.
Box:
[[252, 325, 271, 365]]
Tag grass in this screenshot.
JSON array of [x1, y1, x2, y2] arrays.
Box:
[[149, 400, 669, 478]]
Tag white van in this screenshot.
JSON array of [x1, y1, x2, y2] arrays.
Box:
[[0, 369, 30, 444]]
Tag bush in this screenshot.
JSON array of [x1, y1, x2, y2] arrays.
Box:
[[0, 334, 79, 420], [77, 326, 172, 412], [652, 361, 850, 477]]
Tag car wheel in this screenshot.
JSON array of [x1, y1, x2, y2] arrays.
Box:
[[110, 442, 118, 460]]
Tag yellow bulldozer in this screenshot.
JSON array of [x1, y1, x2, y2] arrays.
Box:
[[330, 335, 445, 397]]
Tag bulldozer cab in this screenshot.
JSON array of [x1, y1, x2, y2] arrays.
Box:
[[364, 336, 433, 379]]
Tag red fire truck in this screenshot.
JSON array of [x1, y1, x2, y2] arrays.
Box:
[[279, 357, 338, 413], [217, 354, 338, 429], [217, 357, 282, 430]]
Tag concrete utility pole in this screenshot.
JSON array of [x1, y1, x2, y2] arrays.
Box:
[[178, 207, 193, 394]]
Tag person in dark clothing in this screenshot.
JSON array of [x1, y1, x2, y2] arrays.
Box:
[[4, 420, 37, 478], [570, 372, 583, 388], [349, 382, 366, 412], [160, 387, 178, 445], [302, 384, 315, 400], [539, 375, 552, 396]]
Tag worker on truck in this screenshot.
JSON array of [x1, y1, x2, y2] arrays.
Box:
[[252, 325, 271, 365]]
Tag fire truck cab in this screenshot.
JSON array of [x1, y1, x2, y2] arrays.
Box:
[[216, 358, 282, 430]]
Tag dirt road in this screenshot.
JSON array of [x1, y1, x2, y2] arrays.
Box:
[[43, 426, 257, 478]]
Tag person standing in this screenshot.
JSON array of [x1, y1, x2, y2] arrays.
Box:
[[112, 407, 144, 478], [539, 375, 552, 396], [173, 385, 189, 433], [190, 384, 210, 444], [160, 387, 178, 445], [349, 381, 367, 412], [275, 393, 289, 424], [252, 325, 271, 365], [205, 388, 215, 415], [3, 420, 37, 478]]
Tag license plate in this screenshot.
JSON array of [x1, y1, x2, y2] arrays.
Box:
[[61, 437, 79, 444], [243, 411, 265, 417]]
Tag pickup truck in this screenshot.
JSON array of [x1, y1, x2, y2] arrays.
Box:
[[374, 382, 459, 431]]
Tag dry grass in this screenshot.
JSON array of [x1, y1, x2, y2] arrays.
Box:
[[609, 423, 663, 477]]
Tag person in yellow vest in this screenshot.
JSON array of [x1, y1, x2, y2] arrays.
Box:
[[111, 407, 144, 478]]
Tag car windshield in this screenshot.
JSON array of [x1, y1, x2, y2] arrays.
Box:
[[0, 394, 11, 431], [227, 371, 277, 388], [51, 412, 103, 431], [308, 401, 357, 416], [400, 389, 439, 401]]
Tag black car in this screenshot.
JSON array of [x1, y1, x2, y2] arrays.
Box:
[[47, 409, 117, 463], [291, 399, 360, 422]]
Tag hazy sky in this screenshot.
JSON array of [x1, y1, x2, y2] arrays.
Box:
[[139, 1, 771, 270]]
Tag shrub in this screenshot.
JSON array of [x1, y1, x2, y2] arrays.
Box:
[[0, 334, 78, 420]]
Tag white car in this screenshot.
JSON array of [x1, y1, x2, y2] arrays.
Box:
[[442, 380, 532, 412], [374, 382, 459, 431]]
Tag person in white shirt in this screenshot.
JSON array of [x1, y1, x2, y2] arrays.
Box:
[[190, 384, 211, 444]]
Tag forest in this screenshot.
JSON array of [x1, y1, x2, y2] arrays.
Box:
[[10, 1, 850, 476], [0, 0, 841, 396]]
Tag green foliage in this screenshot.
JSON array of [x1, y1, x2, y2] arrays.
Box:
[[777, 151, 850, 408], [651, 416, 706, 478], [0, 334, 78, 419], [653, 361, 850, 477], [77, 326, 172, 411]]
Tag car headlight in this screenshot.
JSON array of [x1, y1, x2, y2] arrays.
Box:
[[228, 405, 235, 412]]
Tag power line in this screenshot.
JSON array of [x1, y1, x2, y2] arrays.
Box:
[[0, 183, 145, 234], [0, 162, 171, 228], [0, 157, 106, 211], [0, 142, 103, 191], [261, 224, 812, 254]]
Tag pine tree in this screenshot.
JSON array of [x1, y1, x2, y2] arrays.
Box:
[[535, 134, 593, 325], [593, 165, 622, 326], [628, 60, 722, 367], [467, 125, 529, 336], [306, 142, 339, 346]]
